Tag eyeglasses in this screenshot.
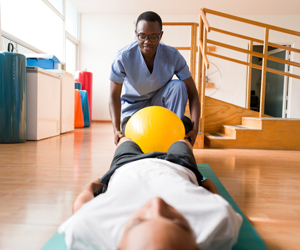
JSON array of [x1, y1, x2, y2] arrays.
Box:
[[136, 32, 162, 42]]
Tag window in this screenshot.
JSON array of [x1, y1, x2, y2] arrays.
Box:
[[1, 36, 37, 54], [66, 0, 78, 39], [1, 0, 63, 60], [66, 38, 77, 75], [47, 0, 63, 15], [0, 0, 79, 74]]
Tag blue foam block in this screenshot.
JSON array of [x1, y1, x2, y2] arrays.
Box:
[[79, 90, 91, 127]]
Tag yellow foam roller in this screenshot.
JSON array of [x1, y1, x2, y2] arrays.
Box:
[[125, 106, 185, 153]]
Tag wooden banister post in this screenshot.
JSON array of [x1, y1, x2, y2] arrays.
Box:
[[246, 40, 253, 109], [200, 27, 208, 134], [190, 24, 195, 80], [198, 17, 204, 92], [193, 23, 197, 81], [260, 28, 269, 117], [193, 10, 206, 149]]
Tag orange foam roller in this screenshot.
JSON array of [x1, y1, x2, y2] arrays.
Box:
[[74, 89, 84, 128]]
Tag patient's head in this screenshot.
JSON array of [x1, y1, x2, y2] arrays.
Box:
[[118, 197, 198, 250]]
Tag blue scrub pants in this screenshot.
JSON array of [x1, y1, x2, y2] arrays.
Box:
[[121, 79, 188, 120]]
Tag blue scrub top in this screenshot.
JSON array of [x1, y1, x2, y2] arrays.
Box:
[[110, 41, 191, 104]]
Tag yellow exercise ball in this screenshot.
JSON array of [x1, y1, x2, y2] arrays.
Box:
[[125, 106, 185, 153]]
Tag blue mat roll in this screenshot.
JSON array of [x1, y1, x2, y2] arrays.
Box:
[[79, 90, 91, 127], [75, 82, 82, 90], [0, 50, 27, 143]]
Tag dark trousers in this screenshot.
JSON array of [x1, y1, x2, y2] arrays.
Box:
[[99, 140, 203, 193]]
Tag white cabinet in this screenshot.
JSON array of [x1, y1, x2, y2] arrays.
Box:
[[26, 67, 61, 140], [48, 70, 74, 133]]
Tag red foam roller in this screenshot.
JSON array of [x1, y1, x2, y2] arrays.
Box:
[[75, 71, 93, 119]]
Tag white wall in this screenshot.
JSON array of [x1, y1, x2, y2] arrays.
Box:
[[0, 1, 2, 51], [80, 14, 136, 120], [80, 13, 300, 120]]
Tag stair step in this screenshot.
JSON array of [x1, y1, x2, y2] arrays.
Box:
[[205, 118, 300, 150], [204, 132, 235, 148], [204, 132, 235, 140], [222, 124, 261, 137], [223, 125, 247, 137], [242, 117, 262, 129]]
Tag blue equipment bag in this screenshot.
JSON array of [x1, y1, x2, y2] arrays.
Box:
[[0, 43, 27, 143]]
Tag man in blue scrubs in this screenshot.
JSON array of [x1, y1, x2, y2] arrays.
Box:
[[109, 11, 200, 146]]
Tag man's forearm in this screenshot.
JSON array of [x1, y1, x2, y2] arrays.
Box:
[[202, 179, 219, 195], [73, 187, 94, 214], [72, 179, 104, 214], [189, 94, 200, 131], [109, 81, 123, 134], [109, 96, 122, 132], [183, 76, 200, 132]]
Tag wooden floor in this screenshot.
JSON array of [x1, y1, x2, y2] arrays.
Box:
[[0, 122, 299, 250]]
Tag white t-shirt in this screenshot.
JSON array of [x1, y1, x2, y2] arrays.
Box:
[[59, 159, 242, 250]]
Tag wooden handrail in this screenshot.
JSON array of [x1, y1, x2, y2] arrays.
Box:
[[199, 8, 210, 32], [207, 39, 264, 58], [163, 22, 198, 26], [206, 52, 248, 66], [203, 8, 300, 37], [198, 39, 209, 68], [267, 55, 300, 68], [265, 67, 300, 80], [207, 51, 300, 80], [162, 22, 198, 81], [210, 27, 300, 54], [208, 39, 300, 69], [252, 64, 300, 80], [173, 47, 191, 50]]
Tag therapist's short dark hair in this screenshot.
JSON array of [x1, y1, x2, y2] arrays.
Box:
[[136, 11, 162, 31]]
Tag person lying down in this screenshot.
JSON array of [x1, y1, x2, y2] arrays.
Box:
[[59, 137, 242, 250]]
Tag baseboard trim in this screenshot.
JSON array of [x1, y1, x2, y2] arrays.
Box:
[[91, 120, 112, 123]]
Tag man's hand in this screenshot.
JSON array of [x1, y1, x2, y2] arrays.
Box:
[[185, 128, 198, 146], [84, 178, 105, 196], [114, 130, 124, 145], [202, 179, 219, 195], [73, 179, 104, 214]]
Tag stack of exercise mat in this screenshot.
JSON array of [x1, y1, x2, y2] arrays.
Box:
[[74, 82, 91, 128], [0, 46, 93, 143]]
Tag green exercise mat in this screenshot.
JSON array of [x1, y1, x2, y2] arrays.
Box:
[[41, 163, 268, 250], [198, 164, 268, 250]]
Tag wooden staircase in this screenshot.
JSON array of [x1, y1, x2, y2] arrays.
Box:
[[205, 117, 300, 150], [192, 8, 300, 150], [188, 97, 300, 150]]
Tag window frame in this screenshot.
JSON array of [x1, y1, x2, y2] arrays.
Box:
[[0, 0, 80, 73]]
